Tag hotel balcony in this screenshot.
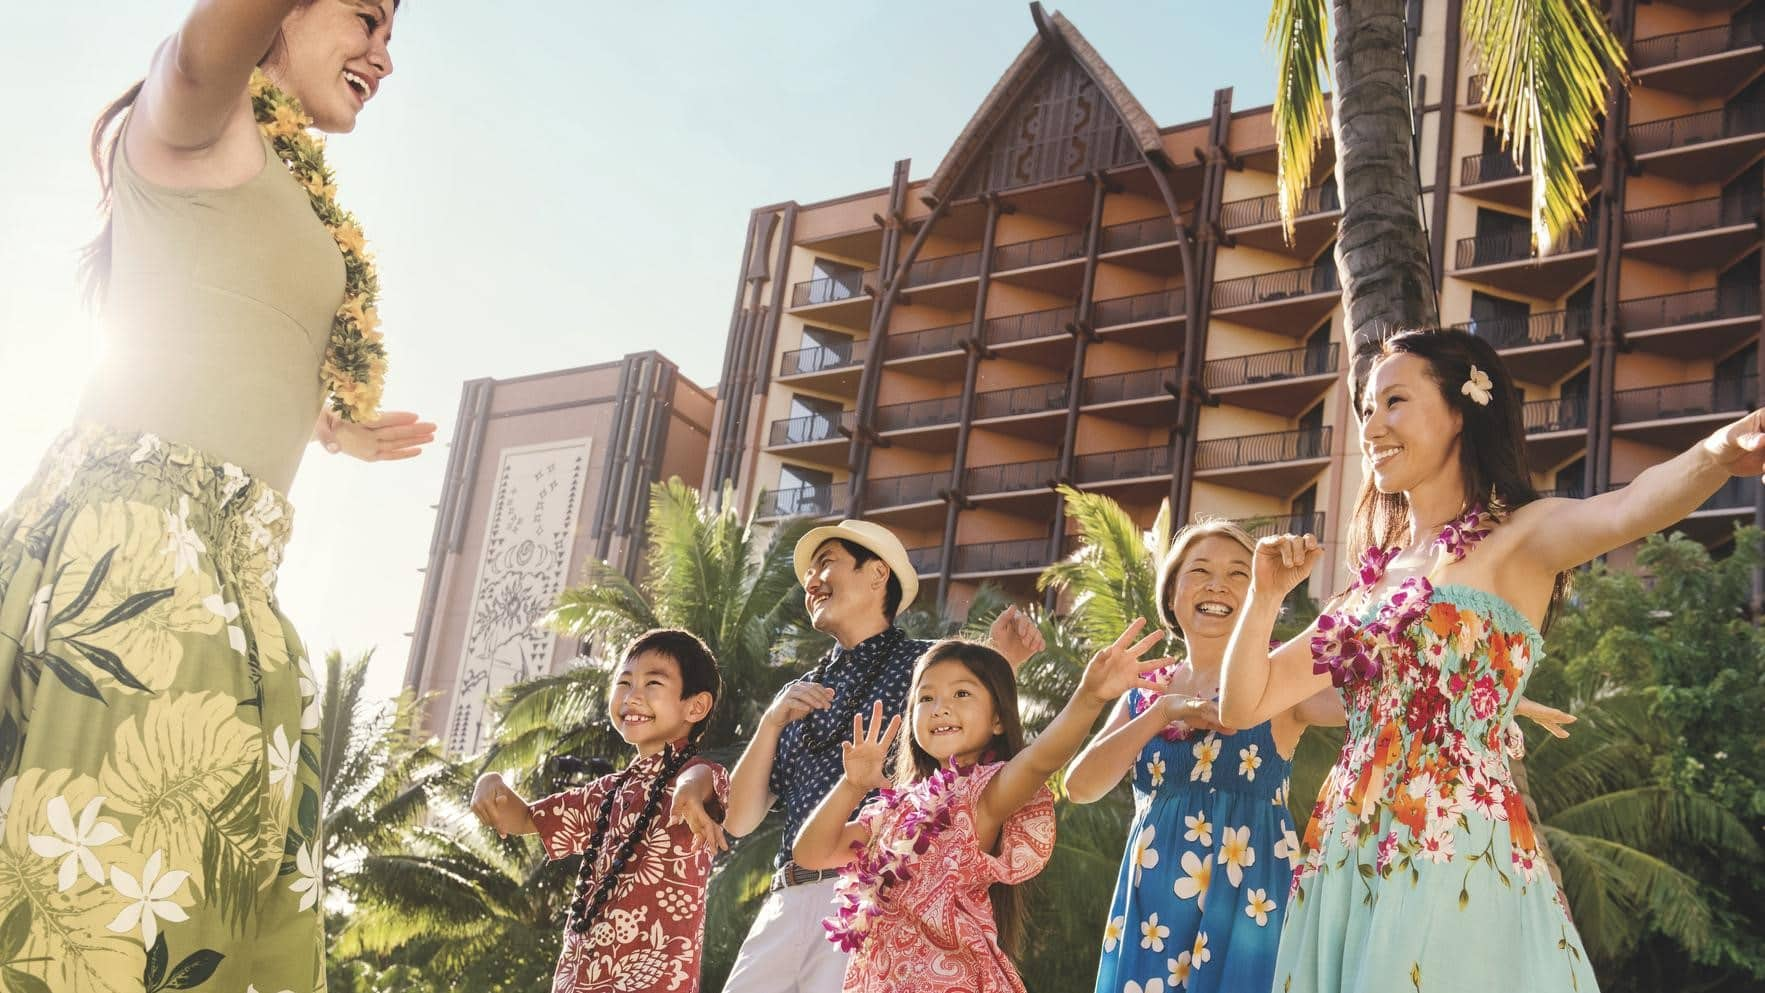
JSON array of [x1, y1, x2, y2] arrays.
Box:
[[1210, 262, 1341, 335], [1230, 511, 1327, 541], [1632, 20, 1765, 97], [1203, 343, 1341, 416], [951, 537, 1050, 579], [1453, 226, 1597, 298], [778, 339, 867, 393], [1622, 193, 1761, 269], [973, 380, 1071, 439], [874, 395, 963, 448], [788, 270, 877, 328], [965, 457, 1060, 507], [992, 230, 1088, 295], [1523, 395, 1590, 472], [1219, 183, 1342, 258], [1618, 285, 1760, 356], [1614, 474, 1758, 547], [1614, 376, 1758, 449], [1099, 214, 1187, 272], [983, 305, 1078, 366], [1081, 368, 1179, 425], [864, 468, 954, 529], [754, 481, 848, 521], [1074, 444, 1174, 503], [899, 250, 983, 310], [907, 545, 943, 579], [1092, 288, 1187, 349], [882, 321, 970, 377], [1629, 103, 1765, 183], [1193, 426, 1333, 496], [765, 411, 853, 464], [1457, 151, 1597, 209], [1454, 309, 1592, 383]]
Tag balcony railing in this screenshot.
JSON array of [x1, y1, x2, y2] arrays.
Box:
[[1538, 483, 1586, 500], [903, 250, 983, 288], [1618, 285, 1761, 333], [953, 537, 1048, 574], [1082, 368, 1169, 405], [1231, 512, 1326, 540], [1460, 150, 1528, 186], [1467, 73, 1488, 106], [984, 306, 1075, 347], [1634, 20, 1765, 72], [994, 231, 1087, 272], [792, 271, 871, 308], [974, 381, 1070, 420], [1523, 395, 1590, 434], [966, 458, 1059, 496], [756, 482, 847, 518], [906, 546, 943, 574], [1203, 344, 1341, 390], [1094, 288, 1185, 328], [768, 412, 848, 447], [867, 470, 951, 508], [1212, 263, 1339, 310], [1455, 224, 1595, 269], [1623, 192, 1762, 242], [1073, 445, 1173, 483], [1195, 427, 1333, 470], [1614, 376, 1759, 424], [1629, 103, 1765, 156], [780, 339, 866, 377], [884, 322, 968, 361], [1696, 475, 1757, 513], [1219, 183, 1340, 230], [1456, 309, 1591, 350], [874, 395, 963, 432], [1100, 215, 1183, 253]]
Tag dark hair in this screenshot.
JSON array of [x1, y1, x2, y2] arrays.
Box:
[[830, 538, 903, 622], [79, 0, 401, 304], [1351, 327, 1569, 626], [892, 639, 1029, 956], [621, 628, 721, 743]]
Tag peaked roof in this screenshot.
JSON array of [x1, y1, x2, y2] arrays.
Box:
[[922, 7, 1166, 207]]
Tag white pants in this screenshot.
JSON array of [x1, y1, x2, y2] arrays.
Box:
[[721, 877, 851, 993]]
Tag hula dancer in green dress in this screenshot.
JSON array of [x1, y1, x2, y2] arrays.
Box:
[[0, 3, 434, 991]]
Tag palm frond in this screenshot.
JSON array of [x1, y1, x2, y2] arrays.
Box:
[[1461, 0, 1628, 253], [1038, 485, 1175, 657], [1550, 786, 1761, 863], [1266, 0, 1332, 244]]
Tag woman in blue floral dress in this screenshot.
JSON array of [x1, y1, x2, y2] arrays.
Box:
[[1220, 327, 1765, 992], [1068, 520, 1343, 993]]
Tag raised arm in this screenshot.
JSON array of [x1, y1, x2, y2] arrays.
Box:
[[1220, 534, 1332, 729], [1518, 409, 1765, 575], [976, 619, 1169, 845], [469, 772, 537, 838], [987, 604, 1046, 672], [724, 680, 835, 837], [791, 701, 897, 871], [136, 1, 307, 153], [1067, 692, 1238, 804]]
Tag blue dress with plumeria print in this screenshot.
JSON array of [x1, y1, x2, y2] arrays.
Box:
[[1093, 686, 1297, 993]]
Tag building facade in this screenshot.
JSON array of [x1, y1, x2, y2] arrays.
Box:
[[703, 1, 1764, 615], [404, 352, 713, 755]]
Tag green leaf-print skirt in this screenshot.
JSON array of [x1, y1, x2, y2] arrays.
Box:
[[0, 423, 323, 993]]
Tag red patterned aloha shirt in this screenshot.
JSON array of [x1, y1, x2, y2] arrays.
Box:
[[529, 751, 729, 993]]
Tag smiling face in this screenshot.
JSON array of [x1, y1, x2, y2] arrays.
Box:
[[270, 0, 396, 133], [607, 650, 712, 756], [802, 539, 890, 638], [910, 659, 1006, 767], [1359, 353, 1464, 495], [1166, 534, 1253, 641]]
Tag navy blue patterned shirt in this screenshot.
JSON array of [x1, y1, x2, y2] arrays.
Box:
[[769, 625, 928, 867]]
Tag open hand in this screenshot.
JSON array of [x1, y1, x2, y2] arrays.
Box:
[[1252, 533, 1323, 599], [316, 409, 437, 462], [840, 700, 901, 791], [1159, 694, 1238, 736], [1078, 618, 1175, 706], [1516, 698, 1577, 739], [668, 784, 729, 854], [763, 681, 836, 731]]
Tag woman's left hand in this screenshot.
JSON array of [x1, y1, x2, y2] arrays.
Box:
[[1707, 408, 1765, 479], [316, 410, 436, 462]]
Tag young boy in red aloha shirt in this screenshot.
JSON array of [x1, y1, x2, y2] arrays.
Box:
[[472, 629, 731, 993]]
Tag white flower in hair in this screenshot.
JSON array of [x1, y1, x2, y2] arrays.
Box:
[[1461, 366, 1494, 406]]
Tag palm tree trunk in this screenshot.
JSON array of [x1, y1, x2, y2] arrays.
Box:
[[1330, 0, 1562, 890], [1331, 0, 1437, 377]]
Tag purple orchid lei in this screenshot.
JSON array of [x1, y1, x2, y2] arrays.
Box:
[[1311, 506, 1490, 688], [822, 760, 972, 952]]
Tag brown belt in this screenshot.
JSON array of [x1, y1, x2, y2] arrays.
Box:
[[769, 860, 841, 892]]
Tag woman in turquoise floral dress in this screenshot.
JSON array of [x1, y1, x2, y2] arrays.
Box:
[[1220, 327, 1765, 992]]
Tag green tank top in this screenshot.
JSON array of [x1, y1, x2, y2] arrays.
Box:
[[75, 123, 345, 494]]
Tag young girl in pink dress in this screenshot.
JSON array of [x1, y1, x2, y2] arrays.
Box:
[[792, 620, 1172, 993]]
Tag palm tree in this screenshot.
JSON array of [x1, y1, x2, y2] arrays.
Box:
[[318, 649, 453, 858], [1268, 0, 1626, 352]]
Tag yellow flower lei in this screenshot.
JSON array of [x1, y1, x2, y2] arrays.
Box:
[[249, 69, 386, 422]]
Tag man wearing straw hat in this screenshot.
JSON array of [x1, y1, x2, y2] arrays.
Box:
[[716, 519, 1043, 993]]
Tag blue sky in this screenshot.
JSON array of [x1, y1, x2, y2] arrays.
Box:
[[0, 1, 1278, 701]]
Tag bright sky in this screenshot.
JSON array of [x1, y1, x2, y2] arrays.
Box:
[[0, 1, 1276, 704]]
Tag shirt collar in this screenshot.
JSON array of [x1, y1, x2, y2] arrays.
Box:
[[830, 624, 906, 664]]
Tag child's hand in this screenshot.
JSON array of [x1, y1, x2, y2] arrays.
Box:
[[840, 700, 901, 791], [668, 786, 729, 854], [1079, 617, 1175, 706], [470, 773, 513, 836], [1159, 694, 1237, 736]]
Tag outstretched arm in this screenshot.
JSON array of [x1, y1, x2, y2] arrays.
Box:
[[469, 772, 537, 838], [138, 1, 307, 153]]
